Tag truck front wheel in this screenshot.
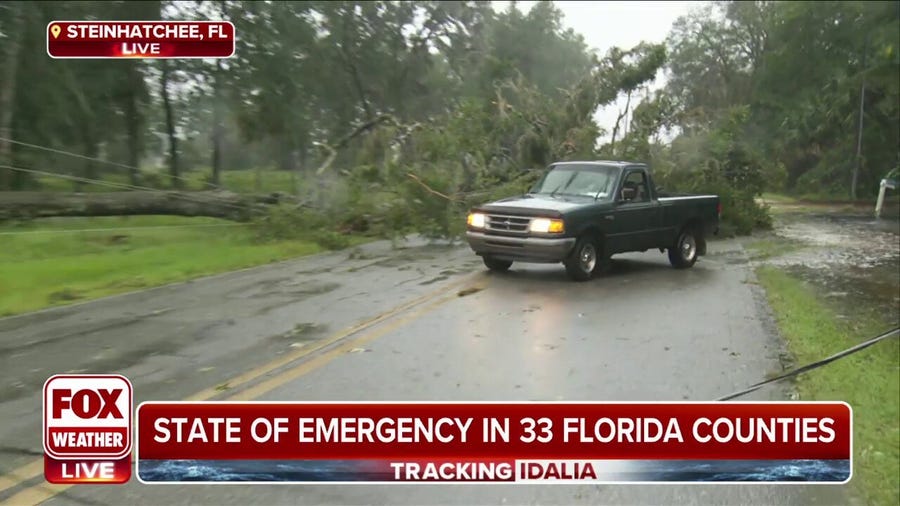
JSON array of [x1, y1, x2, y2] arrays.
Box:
[[564, 235, 599, 281], [668, 227, 699, 269], [482, 256, 512, 272]]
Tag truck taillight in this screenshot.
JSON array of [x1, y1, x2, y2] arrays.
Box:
[[717, 202, 722, 215]]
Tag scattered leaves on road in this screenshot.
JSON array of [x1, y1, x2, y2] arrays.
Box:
[[457, 286, 483, 297]]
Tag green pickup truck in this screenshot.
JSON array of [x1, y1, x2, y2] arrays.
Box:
[[466, 161, 720, 281]]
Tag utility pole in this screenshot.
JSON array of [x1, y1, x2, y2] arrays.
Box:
[[851, 33, 868, 200]]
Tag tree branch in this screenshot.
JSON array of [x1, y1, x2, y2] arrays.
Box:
[[314, 114, 398, 175], [406, 172, 458, 201], [609, 90, 633, 155]]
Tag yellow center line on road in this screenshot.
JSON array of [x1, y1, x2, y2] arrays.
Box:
[[1, 482, 71, 506], [0, 273, 484, 505], [184, 273, 480, 402], [227, 291, 464, 401], [0, 460, 44, 498]]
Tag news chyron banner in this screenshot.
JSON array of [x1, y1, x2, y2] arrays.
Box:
[[44, 375, 134, 484], [136, 401, 853, 484], [47, 21, 234, 59]]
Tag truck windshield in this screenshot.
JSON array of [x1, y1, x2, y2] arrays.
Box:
[[529, 164, 617, 199]]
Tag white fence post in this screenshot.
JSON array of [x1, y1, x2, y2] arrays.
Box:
[[875, 179, 886, 218]]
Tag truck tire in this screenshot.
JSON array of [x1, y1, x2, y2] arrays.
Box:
[[482, 256, 512, 272], [564, 235, 599, 281], [668, 227, 699, 269]]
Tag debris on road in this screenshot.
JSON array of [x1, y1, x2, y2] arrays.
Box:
[[457, 286, 483, 297]]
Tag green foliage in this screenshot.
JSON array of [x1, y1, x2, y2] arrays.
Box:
[[252, 204, 352, 250], [655, 167, 771, 237], [369, 38, 666, 239], [653, 107, 772, 235], [454, 1, 594, 101], [3, 0, 659, 239], [653, 0, 900, 200], [1, 0, 675, 239], [613, 0, 898, 230], [17, 0, 886, 237], [309, 30, 667, 241]]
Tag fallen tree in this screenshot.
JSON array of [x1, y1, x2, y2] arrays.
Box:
[[0, 190, 292, 222]]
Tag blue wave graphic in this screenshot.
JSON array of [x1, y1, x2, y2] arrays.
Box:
[[139, 459, 386, 482], [619, 459, 849, 482], [139, 459, 849, 483]]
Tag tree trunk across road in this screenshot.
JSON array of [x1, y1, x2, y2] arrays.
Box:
[[0, 190, 284, 222]]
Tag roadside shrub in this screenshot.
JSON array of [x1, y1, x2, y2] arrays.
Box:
[[254, 204, 316, 241], [334, 165, 391, 236], [310, 230, 352, 250], [656, 166, 772, 236], [715, 186, 772, 235], [252, 203, 351, 250], [654, 107, 773, 236]]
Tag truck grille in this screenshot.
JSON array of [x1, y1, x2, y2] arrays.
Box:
[[486, 214, 531, 235]]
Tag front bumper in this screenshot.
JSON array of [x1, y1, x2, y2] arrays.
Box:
[[466, 231, 576, 263]]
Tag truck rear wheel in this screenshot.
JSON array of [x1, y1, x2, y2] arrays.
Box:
[[668, 227, 699, 269], [564, 235, 598, 281], [482, 256, 512, 272]]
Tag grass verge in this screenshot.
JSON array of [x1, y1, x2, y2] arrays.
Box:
[[0, 216, 368, 317], [756, 266, 899, 505]]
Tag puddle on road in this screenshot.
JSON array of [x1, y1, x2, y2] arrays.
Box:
[[769, 213, 899, 270], [753, 210, 900, 328], [707, 249, 751, 265], [783, 261, 899, 322]]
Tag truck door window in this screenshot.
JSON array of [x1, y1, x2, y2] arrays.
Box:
[[620, 171, 650, 202]]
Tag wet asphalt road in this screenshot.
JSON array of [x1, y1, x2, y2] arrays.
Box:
[[0, 237, 848, 505]]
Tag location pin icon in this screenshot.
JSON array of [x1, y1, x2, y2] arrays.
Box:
[[50, 25, 61, 39]]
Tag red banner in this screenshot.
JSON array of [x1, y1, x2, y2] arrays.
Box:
[[136, 402, 851, 461], [44, 456, 131, 485], [47, 21, 234, 59]]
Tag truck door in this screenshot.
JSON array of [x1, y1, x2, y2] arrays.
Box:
[[609, 169, 659, 252]]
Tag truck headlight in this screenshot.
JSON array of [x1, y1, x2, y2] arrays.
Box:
[[467, 212, 486, 228], [530, 218, 564, 233]]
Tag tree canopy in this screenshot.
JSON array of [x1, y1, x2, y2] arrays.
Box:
[[1, 0, 896, 236], [646, 1, 899, 201]]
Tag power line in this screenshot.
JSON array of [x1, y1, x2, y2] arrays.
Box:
[[851, 32, 868, 200], [0, 165, 255, 213], [716, 327, 899, 401], [0, 135, 306, 210], [0, 136, 493, 205], [0, 136, 221, 190]]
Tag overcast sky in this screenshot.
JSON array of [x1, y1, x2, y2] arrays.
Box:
[[492, 1, 704, 143]]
